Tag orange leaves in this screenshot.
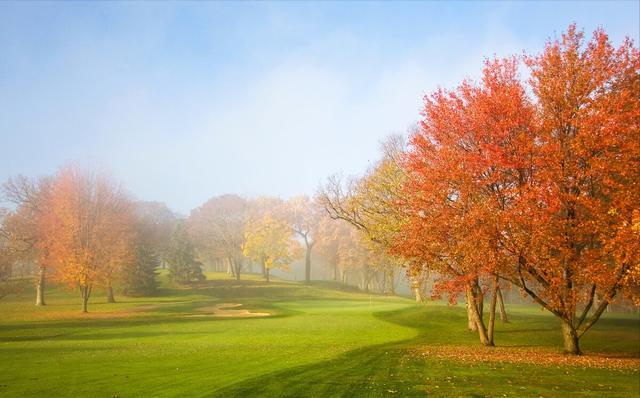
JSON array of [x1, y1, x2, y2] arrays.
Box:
[[396, 24, 640, 321], [41, 166, 134, 295]]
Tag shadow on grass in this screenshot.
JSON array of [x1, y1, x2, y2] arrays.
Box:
[[211, 305, 640, 398]]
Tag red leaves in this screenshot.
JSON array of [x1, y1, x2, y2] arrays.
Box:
[[394, 25, 640, 321]]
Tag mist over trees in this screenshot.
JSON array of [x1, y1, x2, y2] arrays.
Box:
[[0, 25, 637, 356]]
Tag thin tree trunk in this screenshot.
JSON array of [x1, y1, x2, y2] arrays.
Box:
[[80, 285, 92, 313], [414, 286, 424, 303], [497, 286, 508, 323], [476, 284, 484, 319], [304, 239, 312, 283], [561, 320, 581, 355], [234, 259, 241, 281], [106, 284, 115, 303], [487, 275, 499, 345], [465, 283, 492, 346], [265, 267, 270, 283], [35, 266, 46, 306], [227, 259, 234, 277]]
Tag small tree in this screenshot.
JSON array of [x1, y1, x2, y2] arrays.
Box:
[[167, 222, 205, 283], [286, 196, 320, 283]]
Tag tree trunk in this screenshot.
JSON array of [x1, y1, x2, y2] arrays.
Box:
[[106, 284, 115, 303], [387, 270, 396, 295], [410, 274, 425, 303], [475, 284, 484, 319], [487, 275, 499, 345], [261, 260, 267, 279], [561, 320, 581, 355], [465, 283, 492, 346], [497, 286, 509, 323], [234, 259, 241, 281], [467, 296, 478, 331], [265, 267, 270, 283], [304, 239, 312, 283], [35, 266, 46, 306], [226, 259, 234, 277], [80, 285, 92, 313], [414, 286, 424, 303]]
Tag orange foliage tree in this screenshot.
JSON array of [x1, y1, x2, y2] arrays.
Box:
[[41, 166, 134, 312], [396, 25, 639, 353]]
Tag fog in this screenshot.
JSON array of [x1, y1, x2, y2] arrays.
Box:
[[1, 2, 636, 213]]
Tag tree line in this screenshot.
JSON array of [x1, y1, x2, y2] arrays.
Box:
[[0, 172, 399, 312], [0, 25, 637, 355]]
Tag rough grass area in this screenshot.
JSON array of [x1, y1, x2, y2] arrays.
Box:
[[0, 271, 638, 397]]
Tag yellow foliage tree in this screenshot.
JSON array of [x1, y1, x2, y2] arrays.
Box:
[[244, 213, 300, 282]]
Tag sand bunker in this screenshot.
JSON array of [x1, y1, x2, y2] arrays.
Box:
[[192, 303, 270, 318]]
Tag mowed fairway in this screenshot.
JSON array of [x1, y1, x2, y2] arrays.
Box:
[[0, 272, 638, 397]]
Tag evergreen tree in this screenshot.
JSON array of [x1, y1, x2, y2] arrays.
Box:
[[167, 221, 205, 283], [121, 244, 159, 297]]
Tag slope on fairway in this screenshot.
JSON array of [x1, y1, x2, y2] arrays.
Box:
[[0, 274, 417, 397], [0, 273, 638, 397]]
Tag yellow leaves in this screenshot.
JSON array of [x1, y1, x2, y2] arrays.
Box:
[[244, 213, 300, 271]]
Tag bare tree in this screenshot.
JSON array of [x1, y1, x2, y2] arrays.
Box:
[[1, 175, 52, 306], [285, 196, 320, 283]]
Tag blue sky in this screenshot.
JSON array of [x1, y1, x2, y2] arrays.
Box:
[[1, 1, 638, 213]]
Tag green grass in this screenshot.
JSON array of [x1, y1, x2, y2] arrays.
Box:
[[0, 271, 638, 397]]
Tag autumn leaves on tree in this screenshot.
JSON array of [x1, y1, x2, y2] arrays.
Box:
[[0, 167, 167, 312], [41, 167, 134, 312], [0, 24, 636, 355], [320, 25, 638, 355]]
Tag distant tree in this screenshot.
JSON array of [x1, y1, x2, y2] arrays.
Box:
[[286, 196, 320, 283], [122, 245, 159, 296], [314, 215, 345, 281], [132, 201, 176, 268], [317, 135, 417, 299], [121, 214, 162, 296], [0, 209, 21, 300], [167, 221, 205, 284], [1, 175, 52, 305], [188, 194, 248, 281], [244, 213, 300, 282], [41, 166, 134, 312]]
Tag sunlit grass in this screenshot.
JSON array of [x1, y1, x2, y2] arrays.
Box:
[[0, 272, 637, 397]]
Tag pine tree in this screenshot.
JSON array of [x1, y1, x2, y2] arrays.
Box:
[[167, 222, 205, 283], [122, 244, 159, 297]]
